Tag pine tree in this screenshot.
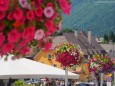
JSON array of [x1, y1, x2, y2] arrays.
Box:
[[104, 33, 109, 43], [108, 31, 114, 42]]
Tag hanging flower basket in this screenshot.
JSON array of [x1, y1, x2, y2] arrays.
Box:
[[0, 0, 71, 58], [88, 54, 115, 74], [53, 43, 84, 67]]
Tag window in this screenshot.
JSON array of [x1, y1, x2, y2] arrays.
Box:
[[82, 65, 86, 71], [48, 54, 52, 60], [53, 64, 57, 67]]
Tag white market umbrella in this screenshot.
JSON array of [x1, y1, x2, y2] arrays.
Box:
[[0, 55, 79, 79]]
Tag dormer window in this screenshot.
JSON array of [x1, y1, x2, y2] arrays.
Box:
[[53, 64, 57, 67], [91, 44, 94, 47], [48, 54, 52, 60]]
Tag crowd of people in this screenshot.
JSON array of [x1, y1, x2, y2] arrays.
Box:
[[0, 78, 112, 86], [39, 78, 96, 86], [40, 78, 73, 86]]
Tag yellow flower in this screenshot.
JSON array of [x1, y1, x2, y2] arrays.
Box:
[[107, 73, 112, 77]]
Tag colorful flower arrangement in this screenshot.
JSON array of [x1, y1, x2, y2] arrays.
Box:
[[53, 43, 84, 67], [0, 0, 71, 57], [88, 54, 115, 74]]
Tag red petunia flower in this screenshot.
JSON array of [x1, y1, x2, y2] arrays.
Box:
[[0, 11, 5, 20], [0, 0, 10, 11], [26, 10, 35, 21], [7, 12, 14, 21], [45, 20, 54, 32], [56, 52, 77, 67], [8, 29, 21, 43], [34, 7, 43, 17], [0, 22, 5, 31], [47, 2, 53, 7], [44, 42, 52, 51], [2, 43, 14, 55], [22, 26, 35, 42], [0, 33, 5, 46], [13, 7, 23, 20], [13, 20, 22, 27], [20, 47, 30, 55], [58, 0, 70, 15], [19, 40, 27, 48]]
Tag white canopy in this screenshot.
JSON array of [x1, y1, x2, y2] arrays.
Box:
[[0, 55, 79, 79]]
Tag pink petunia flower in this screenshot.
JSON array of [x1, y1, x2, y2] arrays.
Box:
[[26, 10, 35, 21], [26, 4, 31, 9], [18, 0, 28, 8], [43, 7, 54, 18], [35, 29, 44, 40], [2, 43, 14, 55], [34, 7, 43, 17], [13, 7, 23, 20], [0, 22, 5, 31], [8, 29, 21, 43], [0, 33, 5, 46], [0, 11, 5, 20], [58, 0, 70, 15]]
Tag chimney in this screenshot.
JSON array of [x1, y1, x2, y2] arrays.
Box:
[[88, 30, 92, 44], [74, 29, 78, 37]]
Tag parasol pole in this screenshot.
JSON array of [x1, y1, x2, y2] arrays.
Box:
[[3, 79, 9, 86], [100, 73, 103, 86], [65, 67, 68, 86], [113, 71, 115, 86]]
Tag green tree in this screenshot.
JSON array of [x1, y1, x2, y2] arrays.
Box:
[[108, 31, 114, 41], [104, 33, 109, 43], [113, 34, 115, 43], [51, 31, 62, 36], [13, 80, 25, 86], [61, 27, 73, 33]]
